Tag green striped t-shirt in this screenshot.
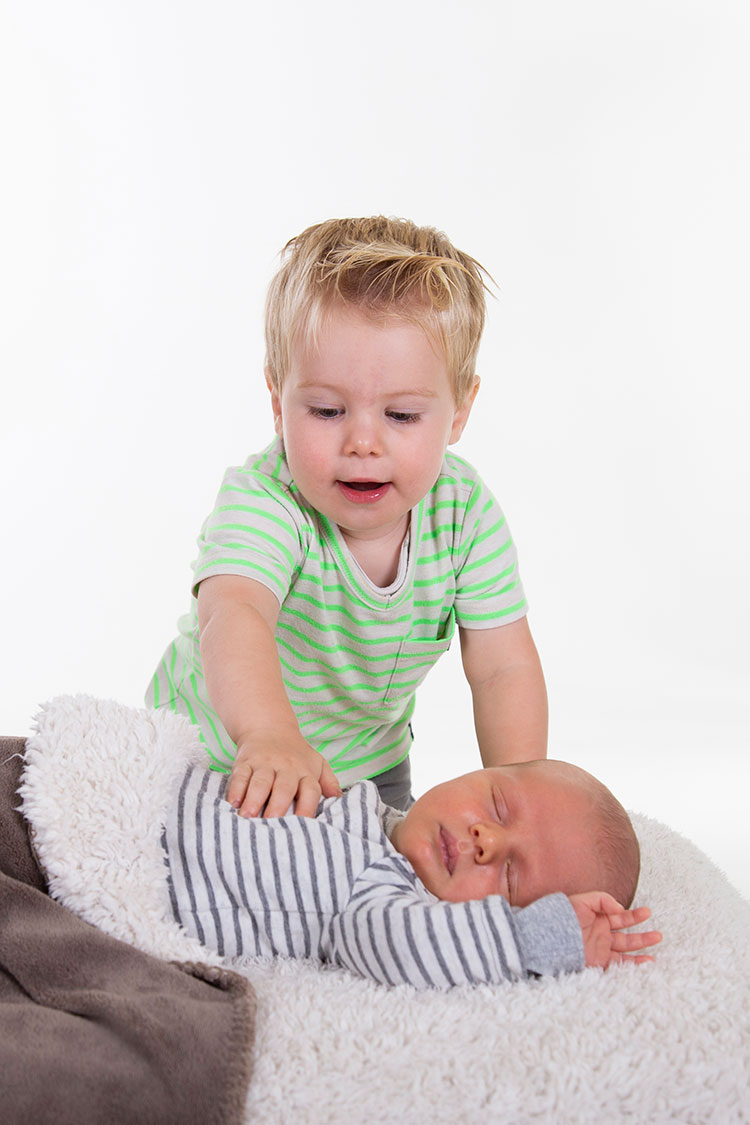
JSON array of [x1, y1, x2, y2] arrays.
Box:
[[146, 438, 528, 786]]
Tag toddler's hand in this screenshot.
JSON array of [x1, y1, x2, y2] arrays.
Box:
[[569, 892, 662, 969], [226, 730, 342, 818]]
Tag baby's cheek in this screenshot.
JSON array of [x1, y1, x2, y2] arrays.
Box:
[[474, 868, 504, 903], [445, 870, 494, 905]]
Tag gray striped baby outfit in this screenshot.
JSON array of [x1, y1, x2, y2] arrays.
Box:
[[163, 766, 584, 990]]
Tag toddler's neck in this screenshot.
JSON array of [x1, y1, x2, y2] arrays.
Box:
[[341, 514, 410, 588]]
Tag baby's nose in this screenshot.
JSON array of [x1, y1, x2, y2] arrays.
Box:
[[470, 822, 503, 864]]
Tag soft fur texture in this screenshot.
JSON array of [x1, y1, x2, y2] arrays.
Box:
[[20, 696, 750, 1124]]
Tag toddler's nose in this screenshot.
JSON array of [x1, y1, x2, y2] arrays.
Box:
[[344, 415, 382, 457]]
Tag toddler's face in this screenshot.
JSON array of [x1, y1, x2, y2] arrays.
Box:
[[269, 305, 476, 547], [390, 761, 601, 907]]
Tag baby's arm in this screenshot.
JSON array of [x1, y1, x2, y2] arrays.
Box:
[[331, 864, 583, 990], [568, 893, 662, 968], [331, 871, 660, 990], [198, 574, 341, 817], [459, 616, 548, 765]]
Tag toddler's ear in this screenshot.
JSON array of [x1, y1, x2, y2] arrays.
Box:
[[449, 375, 480, 444], [266, 369, 283, 436]]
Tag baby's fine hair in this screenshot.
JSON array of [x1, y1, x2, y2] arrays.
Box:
[[545, 760, 641, 909], [264, 216, 492, 406]]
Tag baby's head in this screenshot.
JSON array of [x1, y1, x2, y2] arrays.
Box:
[[389, 759, 640, 909], [264, 215, 490, 409]]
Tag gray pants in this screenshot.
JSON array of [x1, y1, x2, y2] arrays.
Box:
[[372, 756, 414, 811]]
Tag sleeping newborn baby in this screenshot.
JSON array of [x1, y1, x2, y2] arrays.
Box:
[[165, 758, 660, 989]]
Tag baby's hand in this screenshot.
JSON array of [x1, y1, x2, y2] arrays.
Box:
[[569, 892, 662, 969], [226, 729, 342, 818]]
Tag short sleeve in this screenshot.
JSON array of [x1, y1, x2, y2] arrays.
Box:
[[450, 467, 528, 629], [190, 463, 308, 603]]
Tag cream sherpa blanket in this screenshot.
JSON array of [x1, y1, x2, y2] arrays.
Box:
[[19, 696, 750, 1124]]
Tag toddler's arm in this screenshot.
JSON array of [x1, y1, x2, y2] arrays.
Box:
[[198, 574, 341, 817], [459, 616, 548, 765], [568, 893, 662, 968]]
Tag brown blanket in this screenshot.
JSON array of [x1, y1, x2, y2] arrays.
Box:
[[0, 737, 255, 1124]]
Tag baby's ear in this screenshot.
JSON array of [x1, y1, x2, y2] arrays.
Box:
[[449, 375, 480, 444]]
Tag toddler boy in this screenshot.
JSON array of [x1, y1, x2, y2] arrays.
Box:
[[165, 758, 660, 990], [148, 217, 548, 817]]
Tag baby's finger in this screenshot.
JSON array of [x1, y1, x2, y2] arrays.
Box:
[[623, 905, 651, 926], [612, 952, 657, 966], [611, 929, 662, 953], [606, 905, 652, 931]]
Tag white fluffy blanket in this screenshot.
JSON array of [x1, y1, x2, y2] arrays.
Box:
[[19, 696, 750, 1124]]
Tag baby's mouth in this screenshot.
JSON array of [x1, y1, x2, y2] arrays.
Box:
[[439, 827, 458, 875]]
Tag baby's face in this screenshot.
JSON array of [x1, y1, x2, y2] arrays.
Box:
[[269, 304, 476, 547], [390, 761, 601, 907]]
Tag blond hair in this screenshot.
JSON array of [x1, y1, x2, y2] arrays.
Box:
[[264, 216, 492, 406]]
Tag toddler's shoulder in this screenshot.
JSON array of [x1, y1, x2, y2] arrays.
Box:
[[435, 451, 489, 497], [216, 438, 314, 537], [423, 453, 493, 521], [234, 437, 295, 494]]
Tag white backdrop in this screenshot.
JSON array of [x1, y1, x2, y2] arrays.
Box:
[[3, 1, 748, 898]]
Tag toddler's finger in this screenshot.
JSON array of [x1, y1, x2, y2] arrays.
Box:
[[226, 764, 253, 810], [294, 774, 323, 818], [261, 771, 302, 818], [238, 767, 276, 818], [320, 760, 342, 798]]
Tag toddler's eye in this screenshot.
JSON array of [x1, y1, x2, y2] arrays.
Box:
[[308, 406, 342, 419], [387, 410, 421, 424]]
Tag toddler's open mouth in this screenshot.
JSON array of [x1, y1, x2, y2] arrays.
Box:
[[337, 480, 391, 504]]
